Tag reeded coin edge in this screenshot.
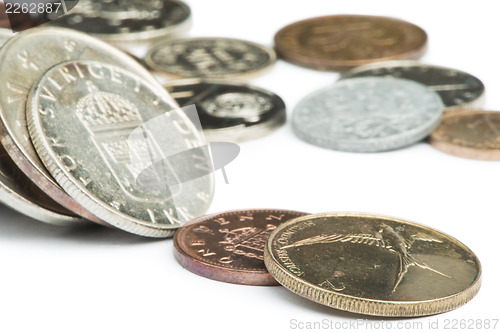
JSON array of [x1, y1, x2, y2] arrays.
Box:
[[26, 61, 206, 238], [145, 37, 277, 79], [274, 15, 427, 71], [264, 212, 482, 317], [340, 60, 486, 111], [174, 209, 308, 285], [292, 78, 444, 152]]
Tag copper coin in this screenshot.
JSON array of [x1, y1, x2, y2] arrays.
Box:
[[430, 110, 500, 160], [173, 209, 308, 285], [274, 15, 427, 71]]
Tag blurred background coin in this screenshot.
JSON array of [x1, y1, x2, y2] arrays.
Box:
[[27, 61, 214, 238], [164, 79, 286, 142], [174, 209, 308, 285], [292, 77, 444, 152], [341, 61, 485, 111], [274, 15, 427, 71], [45, 0, 191, 50], [264, 212, 481, 317], [145, 37, 276, 79], [430, 110, 500, 160]]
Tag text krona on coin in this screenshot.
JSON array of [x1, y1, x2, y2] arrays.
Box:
[[3, 1, 79, 32]]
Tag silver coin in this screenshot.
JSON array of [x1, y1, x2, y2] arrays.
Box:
[[341, 60, 484, 111], [145, 37, 276, 79], [0, 143, 84, 226], [0, 28, 14, 49], [46, 0, 191, 48], [164, 79, 286, 142], [292, 77, 444, 152], [27, 61, 214, 238]]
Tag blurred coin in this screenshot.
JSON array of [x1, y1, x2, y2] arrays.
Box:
[[164, 79, 286, 142], [145, 37, 276, 79], [0, 142, 84, 226], [292, 77, 443, 152], [174, 209, 308, 285], [264, 212, 481, 317], [0, 28, 14, 48], [0, 27, 164, 224], [47, 0, 191, 49], [27, 61, 214, 238], [275, 15, 427, 71], [430, 110, 500, 160], [341, 61, 485, 111]]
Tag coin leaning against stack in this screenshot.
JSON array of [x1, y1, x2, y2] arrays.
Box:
[[0, 27, 214, 237]]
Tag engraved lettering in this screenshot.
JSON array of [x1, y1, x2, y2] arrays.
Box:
[[239, 215, 253, 221], [60, 155, 77, 171], [79, 176, 92, 187], [266, 214, 285, 221], [6, 82, 28, 104], [88, 63, 105, 79], [57, 66, 79, 84], [48, 137, 65, 148], [218, 256, 233, 264], [17, 50, 40, 71], [191, 240, 205, 246], [39, 108, 55, 119], [193, 225, 213, 234], [197, 248, 216, 257], [213, 218, 229, 225], [40, 86, 57, 102]]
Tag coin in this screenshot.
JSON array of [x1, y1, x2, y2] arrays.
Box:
[[174, 209, 308, 285], [0, 142, 83, 226], [0, 27, 164, 224], [145, 37, 276, 79], [430, 110, 500, 160], [46, 0, 191, 49], [0, 28, 14, 48], [264, 212, 481, 317], [274, 15, 427, 71], [292, 77, 444, 152], [341, 61, 485, 111], [164, 79, 287, 142], [27, 60, 214, 237]]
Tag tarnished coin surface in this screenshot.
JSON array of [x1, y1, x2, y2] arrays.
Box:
[[27, 61, 214, 237], [145, 37, 276, 79], [292, 77, 444, 152], [0, 143, 83, 226], [264, 212, 481, 317], [430, 110, 500, 160], [47, 0, 191, 48], [341, 61, 485, 111], [174, 209, 308, 285], [164, 79, 286, 142], [0, 27, 163, 223], [274, 15, 427, 71]]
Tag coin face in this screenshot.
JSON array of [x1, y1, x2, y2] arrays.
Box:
[[341, 61, 485, 111], [164, 79, 286, 142], [430, 110, 500, 160], [0, 27, 164, 223], [145, 37, 276, 79], [264, 212, 481, 317], [0, 143, 83, 226], [27, 61, 214, 237], [174, 209, 308, 285], [47, 0, 191, 46], [275, 15, 427, 71], [292, 77, 444, 152], [0, 28, 14, 48]]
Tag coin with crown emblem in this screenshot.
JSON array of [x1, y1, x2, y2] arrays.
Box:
[[0, 27, 164, 225], [174, 209, 308, 285], [27, 60, 214, 237], [264, 212, 481, 317]]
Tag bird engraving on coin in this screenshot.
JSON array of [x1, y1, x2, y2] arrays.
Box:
[[282, 223, 451, 293]]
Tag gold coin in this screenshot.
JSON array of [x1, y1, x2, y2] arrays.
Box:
[[264, 212, 481, 317]]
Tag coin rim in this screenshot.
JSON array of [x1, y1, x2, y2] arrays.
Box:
[[264, 211, 482, 317]]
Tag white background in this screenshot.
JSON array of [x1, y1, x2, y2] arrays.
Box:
[[1, 1, 499, 332]]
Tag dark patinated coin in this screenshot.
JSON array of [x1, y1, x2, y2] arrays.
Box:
[[264, 212, 481, 317], [174, 209, 308, 285], [341, 61, 485, 111], [145, 37, 276, 79], [164, 79, 286, 142]]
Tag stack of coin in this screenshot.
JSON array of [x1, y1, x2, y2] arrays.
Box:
[[0, 27, 214, 237]]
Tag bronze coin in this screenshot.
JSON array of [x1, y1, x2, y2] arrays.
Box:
[[274, 15, 427, 71], [173, 209, 308, 285], [430, 110, 500, 160]]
